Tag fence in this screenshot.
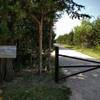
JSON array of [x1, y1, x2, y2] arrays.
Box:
[[55, 46, 100, 83]]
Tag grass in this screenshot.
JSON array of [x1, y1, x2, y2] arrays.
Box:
[[1, 69, 71, 100], [73, 46, 100, 59], [3, 85, 71, 100], [65, 45, 100, 59]]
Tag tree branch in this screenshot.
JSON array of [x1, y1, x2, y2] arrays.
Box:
[[31, 15, 40, 25]]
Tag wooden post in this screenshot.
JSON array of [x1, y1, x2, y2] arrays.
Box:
[[55, 46, 59, 83], [0, 89, 3, 100]]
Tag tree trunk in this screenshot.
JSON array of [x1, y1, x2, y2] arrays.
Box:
[[0, 59, 6, 82], [48, 30, 52, 71], [0, 58, 14, 82], [39, 18, 43, 74], [5, 59, 14, 81]]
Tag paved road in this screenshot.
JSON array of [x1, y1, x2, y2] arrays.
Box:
[[52, 48, 100, 100]]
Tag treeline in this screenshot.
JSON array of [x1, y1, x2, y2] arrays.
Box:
[[0, 0, 55, 82], [56, 18, 100, 48], [0, 0, 90, 82]]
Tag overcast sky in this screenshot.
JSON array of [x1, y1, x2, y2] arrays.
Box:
[[54, 0, 100, 38]]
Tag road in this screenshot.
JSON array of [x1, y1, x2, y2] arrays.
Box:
[[52, 48, 100, 100]]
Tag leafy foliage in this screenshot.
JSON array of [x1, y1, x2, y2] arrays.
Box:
[[74, 20, 97, 48], [56, 18, 100, 48], [0, 0, 90, 78], [93, 17, 100, 44]]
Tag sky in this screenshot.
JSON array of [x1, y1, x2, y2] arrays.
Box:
[[54, 0, 100, 38]]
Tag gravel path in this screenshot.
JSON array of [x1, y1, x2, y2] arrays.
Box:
[[52, 48, 100, 100]]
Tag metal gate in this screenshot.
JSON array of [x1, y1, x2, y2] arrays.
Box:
[[54, 46, 100, 83]]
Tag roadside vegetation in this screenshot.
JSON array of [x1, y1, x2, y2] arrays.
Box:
[[1, 70, 71, 100], [56, 18, 100, 59], [64, 45, 100, 59], [73, 46, 100, 59], [3, 86, 70, 100]]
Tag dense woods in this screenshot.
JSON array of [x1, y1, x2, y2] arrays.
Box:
[[0, 0, 90, 82], [56, 18, 100, 48]]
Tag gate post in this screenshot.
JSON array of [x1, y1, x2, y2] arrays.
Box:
[[55, 46, 59, 83]]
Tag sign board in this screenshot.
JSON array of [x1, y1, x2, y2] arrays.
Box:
[[0, 46, 16, 58]]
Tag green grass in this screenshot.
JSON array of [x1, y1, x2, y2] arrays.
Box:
[[3, 85, 71, 100], [65, 45, 100, 59], [1, 69, 71, 100]]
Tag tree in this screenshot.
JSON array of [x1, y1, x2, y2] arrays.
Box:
[[0, 0, 17, 82], [67, 31, 74, 45], [56, 34, 68, 44], [0, 0, 29, 81], [93, 17, 100, 45], [23, 0, 91, 74], [0, 0, 90, 76], [56, 31, 74, 45], [74, 20, 97, 48]]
